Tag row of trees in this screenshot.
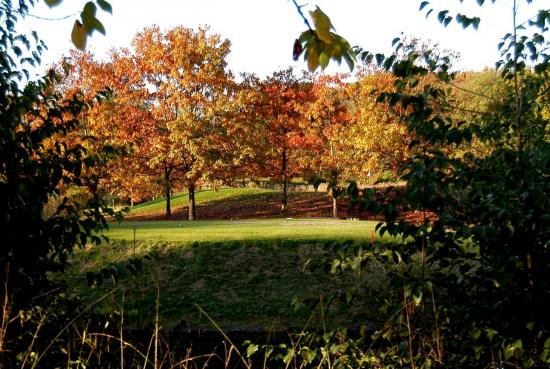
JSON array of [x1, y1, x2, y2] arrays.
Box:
[[62, 26, 505, 220]]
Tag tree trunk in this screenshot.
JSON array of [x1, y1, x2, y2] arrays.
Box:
[[331, 170, 339, 219], [281, 148, 288, 212], [188, 182, 196, 221], [164, 167, 171, 218]]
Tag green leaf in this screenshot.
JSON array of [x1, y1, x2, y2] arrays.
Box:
[[504, 339, 523, 360], [309, 6, 334, 44], [282, 348, 295, 365], [307, 46, 320, 71], [330, 259, 341, 274], [302, 348, 316, 364], [437, 10, 449, 23], [485, 328, 498, 341], [419, 1, 429, 11], [92, 18, 106, 35], [246, 344, 259, 357], [83, 1, 97, 17], [45, 0, 63, 7], [342, 51, 355, 71], [71, 20, 87, 50], [96, 0, 112, 13], [319, 52, 329, 70], [81, 2, 99, 36], [412, 292, 422, 306]]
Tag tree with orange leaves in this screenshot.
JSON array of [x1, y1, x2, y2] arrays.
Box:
[[302, 73, 354, 218], [65, 26, 234, 220], [143, 25, 233, 220], [249, 68, 314, 212], [54, 52, 137, 213]]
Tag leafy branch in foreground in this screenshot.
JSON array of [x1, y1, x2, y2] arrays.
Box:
[[291, 1, 550, 368], [349, 3, 549, 367], [291, 1, 355, 71]]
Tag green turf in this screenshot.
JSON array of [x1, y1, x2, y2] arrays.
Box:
[[64, 219, 388, 331], [107, 219, 379, 244], [69, 240, 389, 332]]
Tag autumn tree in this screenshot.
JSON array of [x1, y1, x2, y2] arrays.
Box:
[[143, 26, 233, 220], [250, 68, 313, 212], [53, 52, 133, 215], [448, 68, 512, 159], [199, 72, 268, 187], [345, 71, 415, 184], [302, 73, 354, 218], [66, 26, 234, 219]]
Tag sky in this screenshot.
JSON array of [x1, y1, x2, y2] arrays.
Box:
[[19, 0, 543, 78]]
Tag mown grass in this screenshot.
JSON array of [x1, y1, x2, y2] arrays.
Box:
[[65, 219, 389, 332], [107, 219, 380, 244]]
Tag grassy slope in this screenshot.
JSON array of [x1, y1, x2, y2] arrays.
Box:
[[65, 190, 388, 332], [66, 219, 386, 332], [69, 239, 388, 332], [123, 188, 371, 221], [127, 188, 279, 218]]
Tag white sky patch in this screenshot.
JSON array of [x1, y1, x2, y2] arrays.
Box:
[[19, 0, 543, 78]]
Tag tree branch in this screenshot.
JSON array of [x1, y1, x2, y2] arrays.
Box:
[[291, 0, 313, 31]]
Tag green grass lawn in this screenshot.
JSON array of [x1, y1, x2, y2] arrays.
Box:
[[107, 219, 379, 244], [65, 219, 388, 332]]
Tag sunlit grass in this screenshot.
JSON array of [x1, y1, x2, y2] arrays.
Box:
[[65, 218, 388, 331], [106, 218, 380, 244], [129, 188, 278, 216]]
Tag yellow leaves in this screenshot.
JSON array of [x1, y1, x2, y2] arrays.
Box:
[[45, 0, 63, 7], [309, 6, 334, 44], [71, 21, 87, 50], [66, 1, 112, 50], [293, 6, 355, 72]]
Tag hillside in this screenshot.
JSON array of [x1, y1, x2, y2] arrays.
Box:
[[125, 188, 370, 220]]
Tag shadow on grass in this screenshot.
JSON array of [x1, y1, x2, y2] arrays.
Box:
[[65, 239, 391, 333]]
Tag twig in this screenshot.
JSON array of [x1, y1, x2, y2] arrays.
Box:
[[86, 333, 153, 365], [25, 11, 79, 21], [291, 0, 313, 31], [195, 304, 252, 369], [31, 288, 119, 369]]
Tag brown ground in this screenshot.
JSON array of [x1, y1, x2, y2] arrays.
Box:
[[127, 192, 341, 220], [126, 190, 432, 224]]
